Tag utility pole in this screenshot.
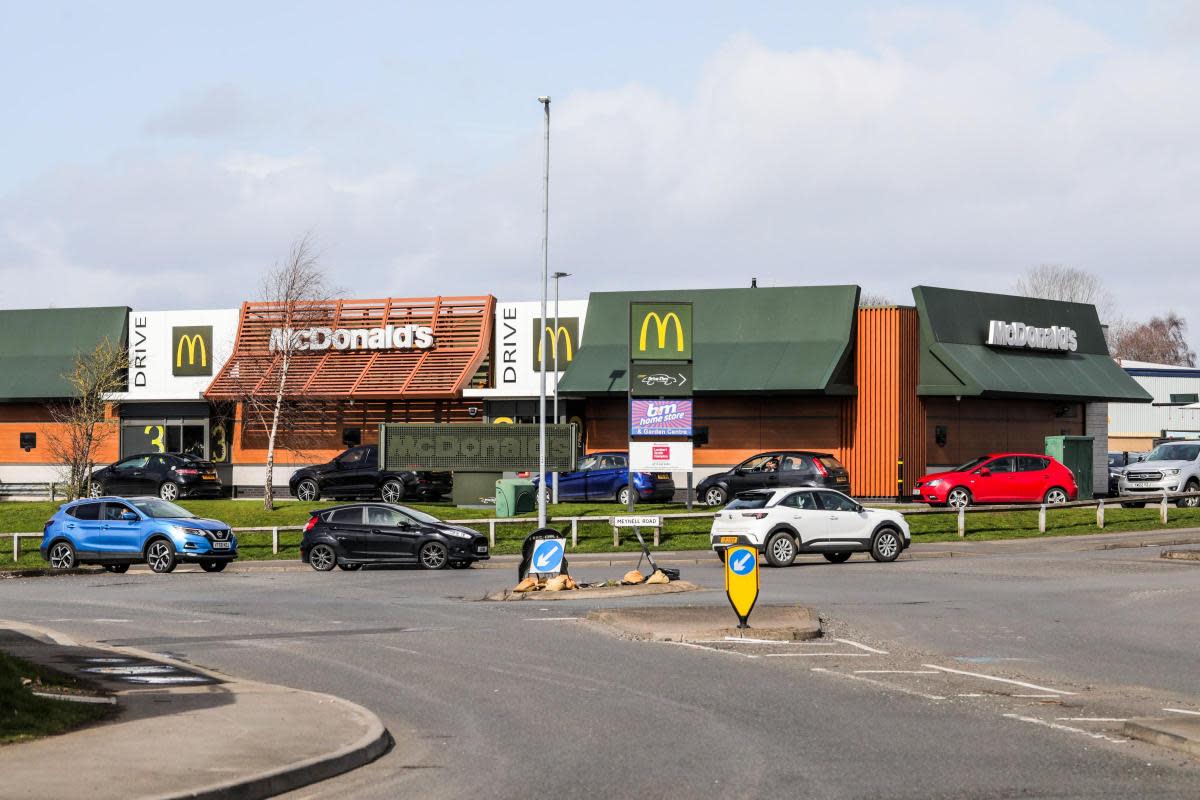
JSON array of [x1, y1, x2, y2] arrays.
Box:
[[537, 95, 551, 529]]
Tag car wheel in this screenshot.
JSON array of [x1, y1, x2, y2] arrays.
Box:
[[449, 561, 472, 569], [380, 479, 405, 503], [337, 562, 362, 571], [765, 532, 797, 567], [308, 543, 336, 571], [88, 481, 104, 498], [146, 539, 177, 573], [704, 486, 728, 507], [1121, 502, 1146, 509], [48, 541, 76, 570], [199, 560, 227, 573], [419, 541, 449, 570], [296, 479, 320, 502], [158, 481, 181, 502], [616, 485, 636, 506], [1043, 487, 1069, 504], [823, 552, 852, 564], [946, 487, 971, 509], [870, 528, 902, 563], [103, 563, 130, 574], [1177, 480, 1200, 508]]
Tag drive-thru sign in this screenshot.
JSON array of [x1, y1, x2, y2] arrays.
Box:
[[724, 546, 759, 628]]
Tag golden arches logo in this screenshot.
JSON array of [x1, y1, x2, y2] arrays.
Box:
[[176, 334, 208, 367], [537, 325, 574, 365], [638, 312, 685, 353]]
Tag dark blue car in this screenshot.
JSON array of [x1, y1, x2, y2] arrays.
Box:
[[533, 451, 676, 505], [40, 496, 237, 574]]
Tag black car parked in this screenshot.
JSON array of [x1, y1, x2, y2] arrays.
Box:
[[90, 453, 223, 501], [696, 451, 851, 506], [300, 503, 489, 571], [289, 444, 452, 503]]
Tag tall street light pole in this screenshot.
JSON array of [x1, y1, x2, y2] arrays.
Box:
[[551, 270, 571, 505], [537, 95, 551, 529]]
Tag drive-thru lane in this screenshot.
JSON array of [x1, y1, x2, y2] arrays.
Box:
[[1, 539, 1198, 799]]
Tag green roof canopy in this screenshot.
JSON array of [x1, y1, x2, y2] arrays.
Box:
[[913, 286, 1150, 403], [0, 307, 129, 400], [557, 286, 859, 395]]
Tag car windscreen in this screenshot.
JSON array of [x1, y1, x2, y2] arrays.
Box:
[[952, 456, 989, 472], [1146, 443, 1200, 462], [396, 506, 442, 524], [726, 493, 771, 510], [132, 499, 195, 519]]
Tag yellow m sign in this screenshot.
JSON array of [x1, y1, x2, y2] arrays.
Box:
[[537, 326, 573, 363], [531, 317, 580, 370], [172, 325, 214, 376], [631, 302, 692, 361]]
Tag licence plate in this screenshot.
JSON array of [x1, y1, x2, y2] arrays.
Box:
[[719, 536, 738, 544], [212, 541, 231, 549], [912, 488, 921, 495], [476, 545, 488, 553], [202, 474, 217, 480], [1131, 482, 1151, 488], [656, 473, 670, 480]]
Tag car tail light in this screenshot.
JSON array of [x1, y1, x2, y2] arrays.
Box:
[[176, 468, 200, 476], [741, 512, 768, 519], [812, 459, 829, 477], [304, 517, 318, 533]]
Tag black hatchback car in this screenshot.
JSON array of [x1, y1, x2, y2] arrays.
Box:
[[300, 503, 489, 571], [289, 444, 452, 503], [696, 451, 851, 506], [90, 453, 223, 502]]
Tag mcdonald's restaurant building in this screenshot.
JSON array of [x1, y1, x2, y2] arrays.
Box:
[[555, 285, 1151, 499]]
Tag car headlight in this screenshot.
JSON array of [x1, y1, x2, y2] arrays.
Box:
[[442, 529, 473, 539], [177, 526, 209, 537], [1163, 469, 1181, 476], [925, 479, 942, 487]]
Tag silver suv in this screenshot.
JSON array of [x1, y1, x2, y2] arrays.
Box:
[[1118, 441, 1200, 508]]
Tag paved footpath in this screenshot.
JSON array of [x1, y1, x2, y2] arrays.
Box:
[[0, 621, 389, 800]]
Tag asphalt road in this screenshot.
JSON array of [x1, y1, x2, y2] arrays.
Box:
[[3, 535, 1200, 799]]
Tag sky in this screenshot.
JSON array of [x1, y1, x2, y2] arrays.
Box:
[[1, 1, 1198, 342]]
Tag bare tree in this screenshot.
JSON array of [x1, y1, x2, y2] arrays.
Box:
[[46, 339, 128, 499], [859, 292, 893, 307], [1112, 312, 1197, 367], [242, 236, 330, 510], [1014, 265, 1116, 323]]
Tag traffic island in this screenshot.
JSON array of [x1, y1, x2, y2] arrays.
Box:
[[0, 621, 390, 800], [1124, 717, 1200, 758], [586, 604, 821, 642], [483, 580, 701, 601]]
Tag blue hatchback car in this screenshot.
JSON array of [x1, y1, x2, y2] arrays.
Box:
[[533, 451, 676, 505], [40, 496, 238, 574]]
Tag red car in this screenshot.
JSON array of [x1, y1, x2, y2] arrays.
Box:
[[914, 453, 1077, 508]]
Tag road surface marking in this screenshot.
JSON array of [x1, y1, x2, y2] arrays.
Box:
[[763, 652, 872, 658], [854, 670, 940, 675], [834, 638, 888, 654], [811, 668, 945, 701], [93, 618, 130, 623], [720, 636, 836, 645], [1163, 708, 1200, 716], [523, 617, 581, 622], [957, 693, 987, 697], [1014, 694, 1062, 698], [1056, 717, 1128, 722], [1002, 713, 1127, 743], [922, 664, 1075, 695], [664, 641, 759, 658]]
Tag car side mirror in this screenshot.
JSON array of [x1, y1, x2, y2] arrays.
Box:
[[854, 504, 864, 513], [734, 468, 746, 476], [120, 511, 137, 521], [978, 468, 991, 476]]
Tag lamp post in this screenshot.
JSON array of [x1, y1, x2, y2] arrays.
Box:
[[537, 95, 551, 529], [551, 270, 571, 505]]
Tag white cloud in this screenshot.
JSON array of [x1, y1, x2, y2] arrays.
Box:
[[1, 5, 1198, 345]]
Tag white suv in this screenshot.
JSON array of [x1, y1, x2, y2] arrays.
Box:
[[1118, 440, 1200, 508], [709, 488, 911, 567]]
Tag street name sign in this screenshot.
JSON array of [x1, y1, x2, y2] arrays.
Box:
[[724, 546, 759, 629], [613, 516, 661, 527]]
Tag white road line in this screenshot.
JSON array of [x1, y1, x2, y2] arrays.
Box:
[[720, 636, 836, 645], [1056, 717, 1129, 722], [523, 617, 581, 622], [854, 670, 940, 675], [1014, 694, 1062, 698], [763, 652, 872, 658], [834, 638, 889, 654], [92, 618, 130, 623], [1163, 708, 1200, 716], [811, 667, 945, 701], [1003, 713, 1127, 744], [922, 664, 1076, 695], [957, 693, 987, 697], [664, 641, 759, 659]]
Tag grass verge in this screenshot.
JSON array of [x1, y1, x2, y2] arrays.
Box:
[[0, 652, 113, 744], [3, 498, 1199, 566]]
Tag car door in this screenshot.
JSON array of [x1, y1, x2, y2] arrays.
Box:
[[323, 448, 368, 496], [324, 506, 369, 558], [144, 455, 175, 495], [1016, 456, 1050, 502], [815, 491, 870, 540], [777, 454, 816, 488], [364, 505, 419, 558], [556, 456, 594, 501], [100, 501, 143, 557], [65, 502, 105, 557], [586, 455, 621, 500], [729, 454, 781, 494], [776, 490, 825, 544], [106, 455, 151, 495], [975, 456, 1017, 503]]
